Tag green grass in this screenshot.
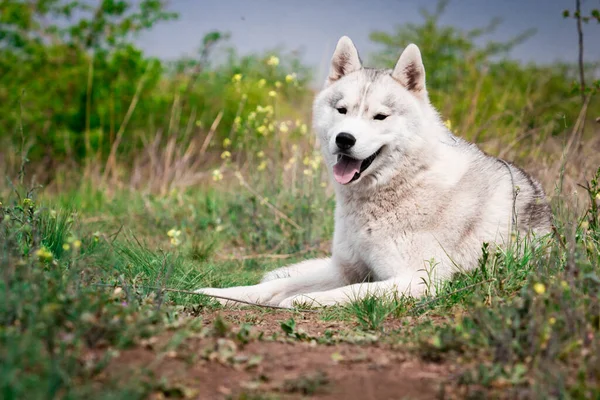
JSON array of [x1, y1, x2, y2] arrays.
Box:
[[2, 158, 600, 399]]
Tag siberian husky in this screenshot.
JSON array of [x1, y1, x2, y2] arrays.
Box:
[[195, 36, 552, 308]]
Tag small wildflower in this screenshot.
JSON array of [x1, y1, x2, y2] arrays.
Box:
[[285, 73, 297, 83], [234, 116, 241, 125], [549, 317, 556, 325], [223, 138, 232, 148], [221, 151, 231, 160], [212, 169, 223, 182], [257, 161, 267, 171], [533, 282, 546, 295], [170, 237, 181, 247], [167, 228, 181, 238], [268, 90, 277, 98], [596, 193, 600, 200], [561, 280, 569, 289], [232, 73, 242, 82], [581, 220, 589, 230], [275, 81, 282, 88], [215, 225, 224, 232], [257, 125, 267, 135], [303, 169, 313, 176], [195, 120, 203, 128], [73, 240, 81, 249], [279, 122, 289, 133], [300, 124, 308, 135], [266, 55, 279, 66], [63, 244, 70, 251], [36, 247, 53, 262], [258, 79, 266, 88], [257, 151, 265, 158], [22, 198, 34, 209], [49, 210, 57, 218]]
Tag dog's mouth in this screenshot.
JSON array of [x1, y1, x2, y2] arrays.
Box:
[[332, 148, 382, 185]]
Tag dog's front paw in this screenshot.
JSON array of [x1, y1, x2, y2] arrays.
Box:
[[194, 287, 247, 307]]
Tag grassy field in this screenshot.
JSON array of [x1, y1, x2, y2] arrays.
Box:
[[2, 1, 600, 399]]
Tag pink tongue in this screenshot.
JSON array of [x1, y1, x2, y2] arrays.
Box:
[[333, 157, 362, 184]]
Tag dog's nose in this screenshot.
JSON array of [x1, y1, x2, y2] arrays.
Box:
[[335, 132, 356, 150]]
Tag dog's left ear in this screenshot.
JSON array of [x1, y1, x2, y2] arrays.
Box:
[[392, 44, 427, 98]]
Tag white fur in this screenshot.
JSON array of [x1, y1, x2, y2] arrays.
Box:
[[195, 37, 551, 308]]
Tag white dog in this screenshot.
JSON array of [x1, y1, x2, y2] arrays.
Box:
[[196, 36, 552, 308]]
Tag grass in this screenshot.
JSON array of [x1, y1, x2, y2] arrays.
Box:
[[1, 164, 599, 398]]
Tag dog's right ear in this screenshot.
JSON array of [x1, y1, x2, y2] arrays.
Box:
[[327, 36, 362, 86]]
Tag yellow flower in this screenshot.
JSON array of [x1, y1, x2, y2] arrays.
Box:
[[444, 119, 452, 130], [36, 247, 53, 262], [170, 237, 181, 247], [73, 240, 82, 249], [596, 193, 600, 200], [223, 138, 232, 147], [212, 169, 223, 182], [258, 79, 266, 87], [63, 244, 70, 251], [303, 169, 313, 176], [549, 317, 556, 325], [257, 161, 267, 171], [581, 220, 589, 230], [234, 116, 241, 125], [221, 151, 231, 160], [232, 73, 242, 82], [275, 81, 282, 88], [167, 228, 181, 238], [533, 283, 546, 295], [268, 90, 277, 98], [266, 55, 279, 66], [257, 125, 267, 135], [279, 122, 289, 133], [560, 280, 569, 289], [285, 73, 297, 83], [300, 124, 308, 135], [257, 151, 265, 158]]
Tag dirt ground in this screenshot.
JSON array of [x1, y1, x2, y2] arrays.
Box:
[[101, 310, 462, 400]]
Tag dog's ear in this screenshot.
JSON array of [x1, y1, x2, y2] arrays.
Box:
[[392, 44, 426, 97], [327, 36, 362, 86]]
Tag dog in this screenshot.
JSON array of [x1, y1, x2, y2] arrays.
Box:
[[195, 36, 552, 308]]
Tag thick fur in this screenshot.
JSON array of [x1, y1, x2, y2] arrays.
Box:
[[195, 37, 552, 308]]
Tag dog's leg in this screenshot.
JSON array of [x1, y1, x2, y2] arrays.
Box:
[[195, 258, 343, 306], [278, 275, 426, 308], [260, 257, 330, 282]]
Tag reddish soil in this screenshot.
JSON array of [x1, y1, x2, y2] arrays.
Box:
[[102, 310, 459, 399]]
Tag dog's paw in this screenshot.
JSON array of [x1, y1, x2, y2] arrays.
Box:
[[194, 287, 247, 307], [194, 286, 279, 307]]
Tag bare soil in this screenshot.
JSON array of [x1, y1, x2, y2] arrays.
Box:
[[102, 310, 460, 400]]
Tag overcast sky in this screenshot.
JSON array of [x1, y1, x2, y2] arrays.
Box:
[[136, 0, 600, 82]]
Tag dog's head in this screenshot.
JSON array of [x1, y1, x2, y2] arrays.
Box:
[[313, 36, 438, 189]]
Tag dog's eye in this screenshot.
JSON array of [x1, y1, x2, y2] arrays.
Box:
[[336, 107, 347, 115], [373, 114, 388, 121]]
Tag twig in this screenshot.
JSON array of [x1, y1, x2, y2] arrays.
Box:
[[199, 110, 224, 156], [93, 283, 317, 313]]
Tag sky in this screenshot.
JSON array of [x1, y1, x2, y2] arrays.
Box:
[[136, 0, 600, 83]]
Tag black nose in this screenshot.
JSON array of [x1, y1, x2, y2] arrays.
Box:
[[335, 132, 356, 150]]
